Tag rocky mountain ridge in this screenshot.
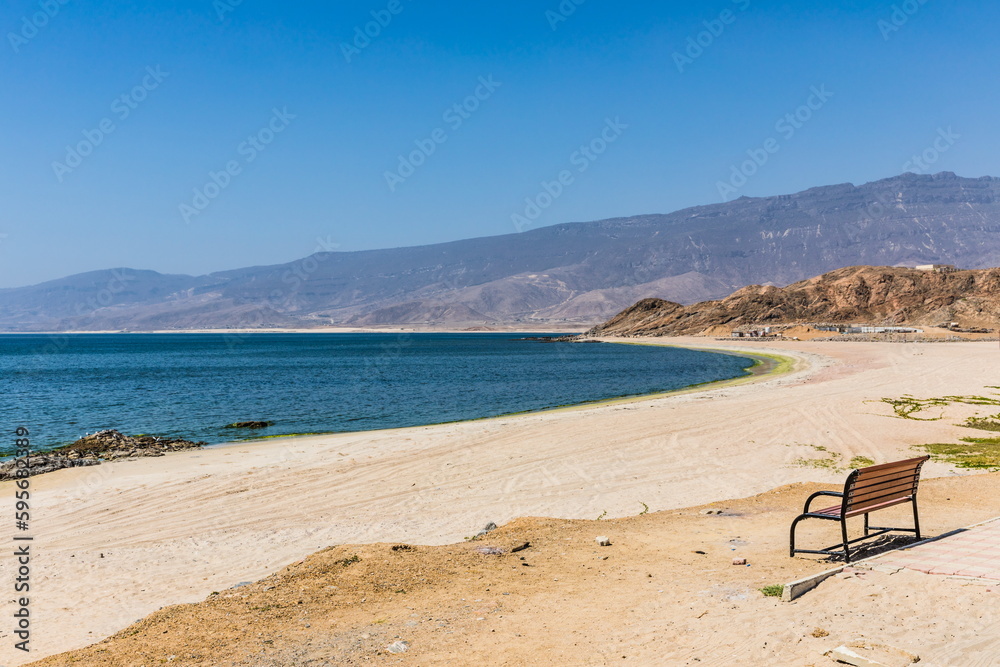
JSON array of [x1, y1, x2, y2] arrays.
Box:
[[2, 172, 999, 330], [586, 265, 1000, 337]]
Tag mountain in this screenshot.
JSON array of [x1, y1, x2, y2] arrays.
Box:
[[2, 171, 1000, 331], [585, 265, 1000, 337]]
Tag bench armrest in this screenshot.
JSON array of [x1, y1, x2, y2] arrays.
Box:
[[803, 490, 844, 513]]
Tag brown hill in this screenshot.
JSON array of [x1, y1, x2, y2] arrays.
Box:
[[586, 266, 1000, 337]]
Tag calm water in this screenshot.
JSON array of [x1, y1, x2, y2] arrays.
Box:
[[0, 333, 754, 455]]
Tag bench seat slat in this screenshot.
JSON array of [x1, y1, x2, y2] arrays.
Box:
[[844, 496, 912, 518]]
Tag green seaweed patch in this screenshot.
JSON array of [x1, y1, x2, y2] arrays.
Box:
[[760, 584, 784, 597], [918, 436, 1000, 470], [848, 456, 875, 468], [879, 393, 1000, 420], [879, 396, 948, 420], [234, 431, 332, 441], [795, 446, 843, 470], [962, 414, 1000, 432]]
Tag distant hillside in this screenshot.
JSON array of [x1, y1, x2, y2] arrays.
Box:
[[585, 266, 1000, 337], [2, 171, 1000, 331]]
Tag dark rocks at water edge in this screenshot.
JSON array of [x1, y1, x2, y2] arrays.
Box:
[[223, 421, 274, 429], [0, 430, 206, 481], [0, 453, 101, 480]]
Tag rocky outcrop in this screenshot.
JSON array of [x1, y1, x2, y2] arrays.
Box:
[[586, 266, 1000, 337], [0, 430, 205, 481], [58, 430, 205, 458]]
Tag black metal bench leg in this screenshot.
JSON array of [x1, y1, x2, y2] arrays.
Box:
[[864, 512, 869, 536], [912, 498, 921, 540], [790, 516, 801, 557], [841, 519, 851, 563]]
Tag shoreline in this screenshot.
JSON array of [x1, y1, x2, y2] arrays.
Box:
[[5, 338, 797, 461]]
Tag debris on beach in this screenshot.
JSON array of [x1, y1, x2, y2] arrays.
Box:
[[595, 536, 612, 546], [827, 640, 919, 666]]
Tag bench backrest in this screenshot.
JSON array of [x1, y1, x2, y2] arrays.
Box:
[[841, 455, 929, 518]]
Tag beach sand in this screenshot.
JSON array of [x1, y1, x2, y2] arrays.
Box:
[[3, 338, 999, 665]]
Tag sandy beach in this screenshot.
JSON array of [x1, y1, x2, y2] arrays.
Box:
[[4, 337, 999, 665]]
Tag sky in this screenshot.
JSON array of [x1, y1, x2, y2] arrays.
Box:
[[0, 0, 995, 288]]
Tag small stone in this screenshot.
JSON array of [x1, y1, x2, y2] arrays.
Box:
[[700, 509, 723, 515], [386, 640, 410, 654], [596, 536, 611, 546], [475, 522, 498, 539], [732, 557, 747, 565]]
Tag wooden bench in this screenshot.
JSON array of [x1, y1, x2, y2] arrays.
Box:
[[790, 455, 929, 562]]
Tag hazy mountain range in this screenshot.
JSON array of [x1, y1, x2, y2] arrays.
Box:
[[2, 171, 999, 331]]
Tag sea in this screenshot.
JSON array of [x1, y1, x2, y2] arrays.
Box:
[[0, 333, 755, 455]]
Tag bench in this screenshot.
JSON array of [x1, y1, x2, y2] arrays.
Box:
[[790, 455, 929, 562]]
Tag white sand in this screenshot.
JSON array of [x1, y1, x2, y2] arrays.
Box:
[[1, 338, 996, 664]]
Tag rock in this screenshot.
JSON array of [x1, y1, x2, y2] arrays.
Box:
[[596, 536, 612, 546], [700, 509, 723, 515], [0, 452, 101, 481], [386, 640, 410, 654], [475, 521, 498, 539], [57, 430, 204, 460], [223, 421, 274, 429], [732, 558, 747, 565]]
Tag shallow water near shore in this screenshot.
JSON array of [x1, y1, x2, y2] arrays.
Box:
[[0, 333, 754, 455]]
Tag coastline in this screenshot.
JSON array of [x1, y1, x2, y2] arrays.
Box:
[[4, 339, 999, 665], [3, 334, 792, 459]]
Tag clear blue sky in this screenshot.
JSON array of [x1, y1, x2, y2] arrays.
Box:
[[0, 0, 994, 288]]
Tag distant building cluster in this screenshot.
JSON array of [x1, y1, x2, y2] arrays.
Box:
[[915, 264, 957, 273], [730, 327, 776, 338], [729, 323, 926, 338]]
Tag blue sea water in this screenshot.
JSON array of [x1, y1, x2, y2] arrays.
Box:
[[0, 333, 754, 455]]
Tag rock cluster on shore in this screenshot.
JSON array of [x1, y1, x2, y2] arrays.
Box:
[[0, 429, 205, 481]]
